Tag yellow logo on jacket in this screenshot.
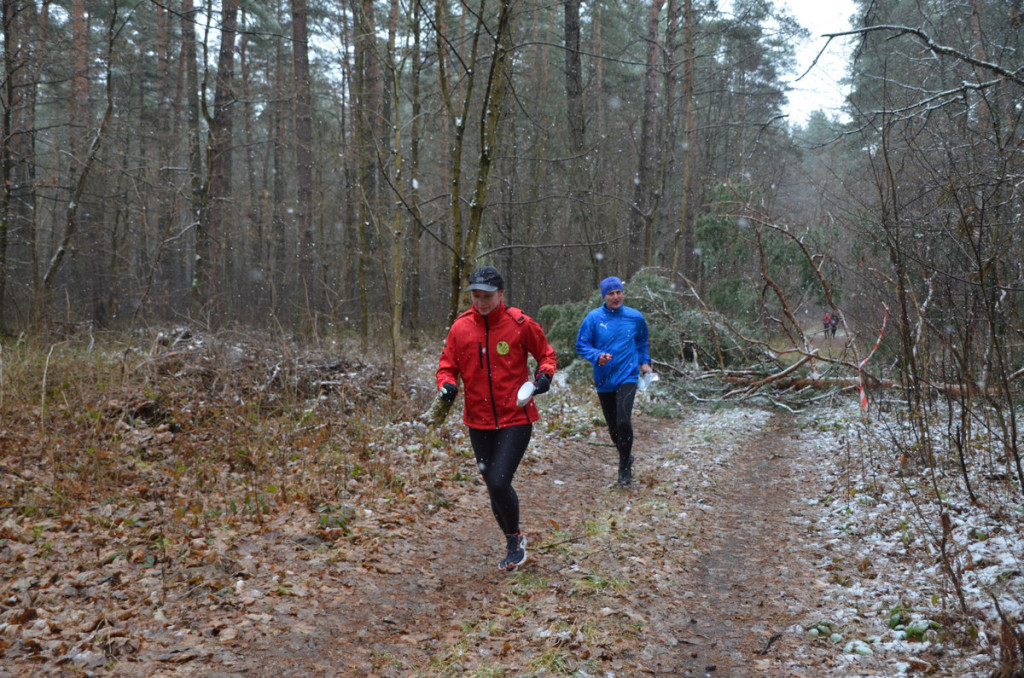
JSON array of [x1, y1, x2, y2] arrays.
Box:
[[496, 341, 510, 355]]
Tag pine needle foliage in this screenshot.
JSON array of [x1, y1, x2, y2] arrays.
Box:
[[536, 300, 591, 368]]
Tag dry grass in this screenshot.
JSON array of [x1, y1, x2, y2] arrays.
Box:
[[0, 329, 430, 523]]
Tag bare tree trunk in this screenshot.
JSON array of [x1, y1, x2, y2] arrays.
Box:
[[436, 0, 465, 324], [238, 9, 260, 310], [629, 0, 664, 274], [271, 85, 287, 317], [564, 0, 585, 148], [968, 0, 993, 132], [352, 0, 379, 347], [384, 0, 406, 385], [406, 0, 423, 331], [672, 0, 697, 280], [194, 0, 239, 323], [266, 6, 288, 319], [292, 0, 314, 325], [0, 0, 18, 330], [591, 0, 602, 134], [656, 0, 678, 270], [24, 2, 47, 323], [563, 0, 599, 286], [462, 0, 514, 285], [439, 0, 515, 323], [877, 121, 931, 466], [69, 0, 87, 156], [181, 0, 202, 228], [155, 1, 171, 134]]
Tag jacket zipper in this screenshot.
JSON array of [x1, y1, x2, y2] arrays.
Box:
[[483, 315, 499, 428]]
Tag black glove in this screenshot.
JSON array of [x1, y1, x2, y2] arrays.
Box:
[[533, 373, 551, 395], [439, 383, 458, 402]]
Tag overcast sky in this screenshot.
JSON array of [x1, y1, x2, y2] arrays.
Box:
[[780, 0, 857, 125]]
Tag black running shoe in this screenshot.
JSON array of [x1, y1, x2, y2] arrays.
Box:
[[617, 454, 634, 485], [499, 532, 527, 571]]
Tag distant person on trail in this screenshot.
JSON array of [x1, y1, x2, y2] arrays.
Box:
[[575, 276, 652, 486], [435, 265, 557, 572], [823, 310, 838, 338]]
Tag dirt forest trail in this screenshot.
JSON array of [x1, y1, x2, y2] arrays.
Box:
[[2, 342, 1006, 678], [147, 407, 842, 677]]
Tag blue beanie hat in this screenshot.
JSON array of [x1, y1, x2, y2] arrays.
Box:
[[600, 276, 624, 297]]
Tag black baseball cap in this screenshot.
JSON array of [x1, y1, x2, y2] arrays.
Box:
[[465, 266, 504, 292]]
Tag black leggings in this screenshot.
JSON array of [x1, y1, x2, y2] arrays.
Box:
[[598, 382, 637, 462], [468, 424, 532, 535]]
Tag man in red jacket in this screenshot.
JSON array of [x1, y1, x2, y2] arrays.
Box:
[[436, 265, 557, 571]]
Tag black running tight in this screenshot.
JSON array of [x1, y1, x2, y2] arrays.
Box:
[[598, 382, 637, 462], [468, 424, 532, 535]]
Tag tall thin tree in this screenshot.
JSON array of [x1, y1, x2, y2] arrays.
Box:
[[292, 0, 314, 324], [630, 0, 665, 273], [194, 0, 239, 322]]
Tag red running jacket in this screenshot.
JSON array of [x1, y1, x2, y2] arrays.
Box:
[[437, 303, 557, 429]]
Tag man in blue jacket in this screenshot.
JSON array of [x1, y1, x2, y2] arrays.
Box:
[[575, 276, 652, 485]]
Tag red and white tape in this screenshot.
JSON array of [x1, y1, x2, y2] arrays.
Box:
[[858, 304, 889, 408]]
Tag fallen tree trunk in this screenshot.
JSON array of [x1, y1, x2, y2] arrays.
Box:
[[722, 374, 1007, 398]]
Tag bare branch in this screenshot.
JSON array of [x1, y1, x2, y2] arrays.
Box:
[[826, 24, 1024, 87]]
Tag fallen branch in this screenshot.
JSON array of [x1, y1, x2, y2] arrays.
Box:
[[721, 373, 1008, 399], [723, 353, 814, 399]]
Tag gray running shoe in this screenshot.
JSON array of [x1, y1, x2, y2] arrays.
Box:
[[499, 532, 527, 571]]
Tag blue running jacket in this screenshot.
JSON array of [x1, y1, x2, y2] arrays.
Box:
[[575, 304, 650, 393]]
